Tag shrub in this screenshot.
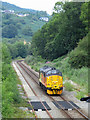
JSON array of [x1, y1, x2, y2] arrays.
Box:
[[22, 26, 33, 36], [2, 24, 18, 38], [69, 50, 88, 68], [69, 32, 89, 68], [64, 81, 74, 91], [76, 91, 85, 99]]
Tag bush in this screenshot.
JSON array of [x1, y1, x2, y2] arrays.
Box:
[[76, 91, 85, 99], [2, 44, 21, 117], [64, 81, 74, 91], [69, 50, 88, 68], [25, 55, 46, 65], [22, 26, 33, 36], [2, 24, 18, 38], [69, 32, 89, 68]]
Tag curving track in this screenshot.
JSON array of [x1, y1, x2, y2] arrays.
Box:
[[15, 61, 54, 120], [15, 60, 89, 119]]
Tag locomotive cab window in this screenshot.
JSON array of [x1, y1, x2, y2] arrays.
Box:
[[46, 71, 52, 76], [51, 70, 57, 74], [46, 70, 62, 76]]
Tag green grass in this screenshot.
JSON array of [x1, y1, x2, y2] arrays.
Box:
[[25, 55, 88, 99], [64, 81, 74, 91], [76, 91, 86, 100], [2, 63, 35, 118], [11, 108, 34, 118]]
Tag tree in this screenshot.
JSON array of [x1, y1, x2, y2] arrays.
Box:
[[31, 29, 46, 56], [53, 2, 64, 14], [2, 44, 11, 64], [80, 2, 90, 31], [69, 32, 89, 68], [2, 24, 18, 38], [3, 14, 11, 19], [31, 2, 87, 60], [15, 42, 27, 58], [22, 26, 33, 36], [7, 44, 18, 59]]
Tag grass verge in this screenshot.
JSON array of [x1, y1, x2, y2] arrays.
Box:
[[2, 63, 35, 118], [25, 55, 88, 99]]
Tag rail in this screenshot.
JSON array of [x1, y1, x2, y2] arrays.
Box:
[[17, 61, 89, 120], [16, 61, 54, 120]]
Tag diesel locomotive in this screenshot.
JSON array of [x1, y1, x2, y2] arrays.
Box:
[[39, 66, 63, 95]]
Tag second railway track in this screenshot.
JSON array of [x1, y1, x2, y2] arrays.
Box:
[[16, 60, 89, 119]]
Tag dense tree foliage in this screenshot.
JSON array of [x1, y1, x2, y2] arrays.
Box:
[[2, 44, 23, 117], [80, 2, 90, 31], [14, 42, 27, 58], [7, 44, 18, 59], [69, 32, 89, 68], [2, 2, 50, 59], [53, 2, 64, 13], [31, 2, 88, 60], [2, 1, 89, 69], [2, 24, 18, 38], [22, 26, 33, 36], [7, 42, 27, 58], [2, 2, 49, 42], [2, 44, 11, 64]]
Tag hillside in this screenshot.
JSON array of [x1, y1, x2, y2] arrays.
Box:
[[2, 2, 50, 42], [2, 2, 36, 13]]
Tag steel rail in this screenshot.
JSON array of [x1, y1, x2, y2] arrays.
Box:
[[17, 61, 54, 120], [60, 96, 89, 120], [18, 62, 39, 85], [14, 62, 38, 119], [18, 61, 89, 120], [23, 61, 39, 78], [50, 96, 74, 120], [17, 62, 75, 119]]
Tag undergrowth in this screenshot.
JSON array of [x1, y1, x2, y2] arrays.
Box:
[[2, 64, 35, 118], [64, 81, 74, 91], [2, 44, 35, 118], [25, 55, 88, 99]]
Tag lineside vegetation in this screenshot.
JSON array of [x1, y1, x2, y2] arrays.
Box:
[[2, 44, 35, 118], [25, 32, 89, 99]]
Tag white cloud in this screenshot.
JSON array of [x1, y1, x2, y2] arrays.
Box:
[[1, 0, 61, 15]]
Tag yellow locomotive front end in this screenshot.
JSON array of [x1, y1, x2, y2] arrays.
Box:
[[46, 70, 63, 95], [39, 66, 63, 95]]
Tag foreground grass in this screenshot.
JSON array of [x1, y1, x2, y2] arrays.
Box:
[[2, 63, 35, 118], [25, 55, 88, 99]]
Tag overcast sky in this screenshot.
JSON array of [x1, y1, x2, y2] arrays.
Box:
[[1, 0, 62, 15]]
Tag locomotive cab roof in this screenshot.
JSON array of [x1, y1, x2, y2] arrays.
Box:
[[40, 66, 62, 75], [40, 66, 55, 72]]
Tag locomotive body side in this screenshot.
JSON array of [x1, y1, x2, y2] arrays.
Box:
[[39, 66, 63, 95]]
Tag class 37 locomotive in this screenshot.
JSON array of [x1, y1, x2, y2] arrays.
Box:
[[39, 66, 63, 95]]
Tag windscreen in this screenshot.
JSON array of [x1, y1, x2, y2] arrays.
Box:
[[46, 70, 62, 76]]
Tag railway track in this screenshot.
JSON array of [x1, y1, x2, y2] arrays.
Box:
[[14, 62, 38, 119], [16, 60, 89, 119], [15, 61, 54, 120]]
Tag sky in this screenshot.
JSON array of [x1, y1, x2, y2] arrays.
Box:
[[1, 0, 62, 15]]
